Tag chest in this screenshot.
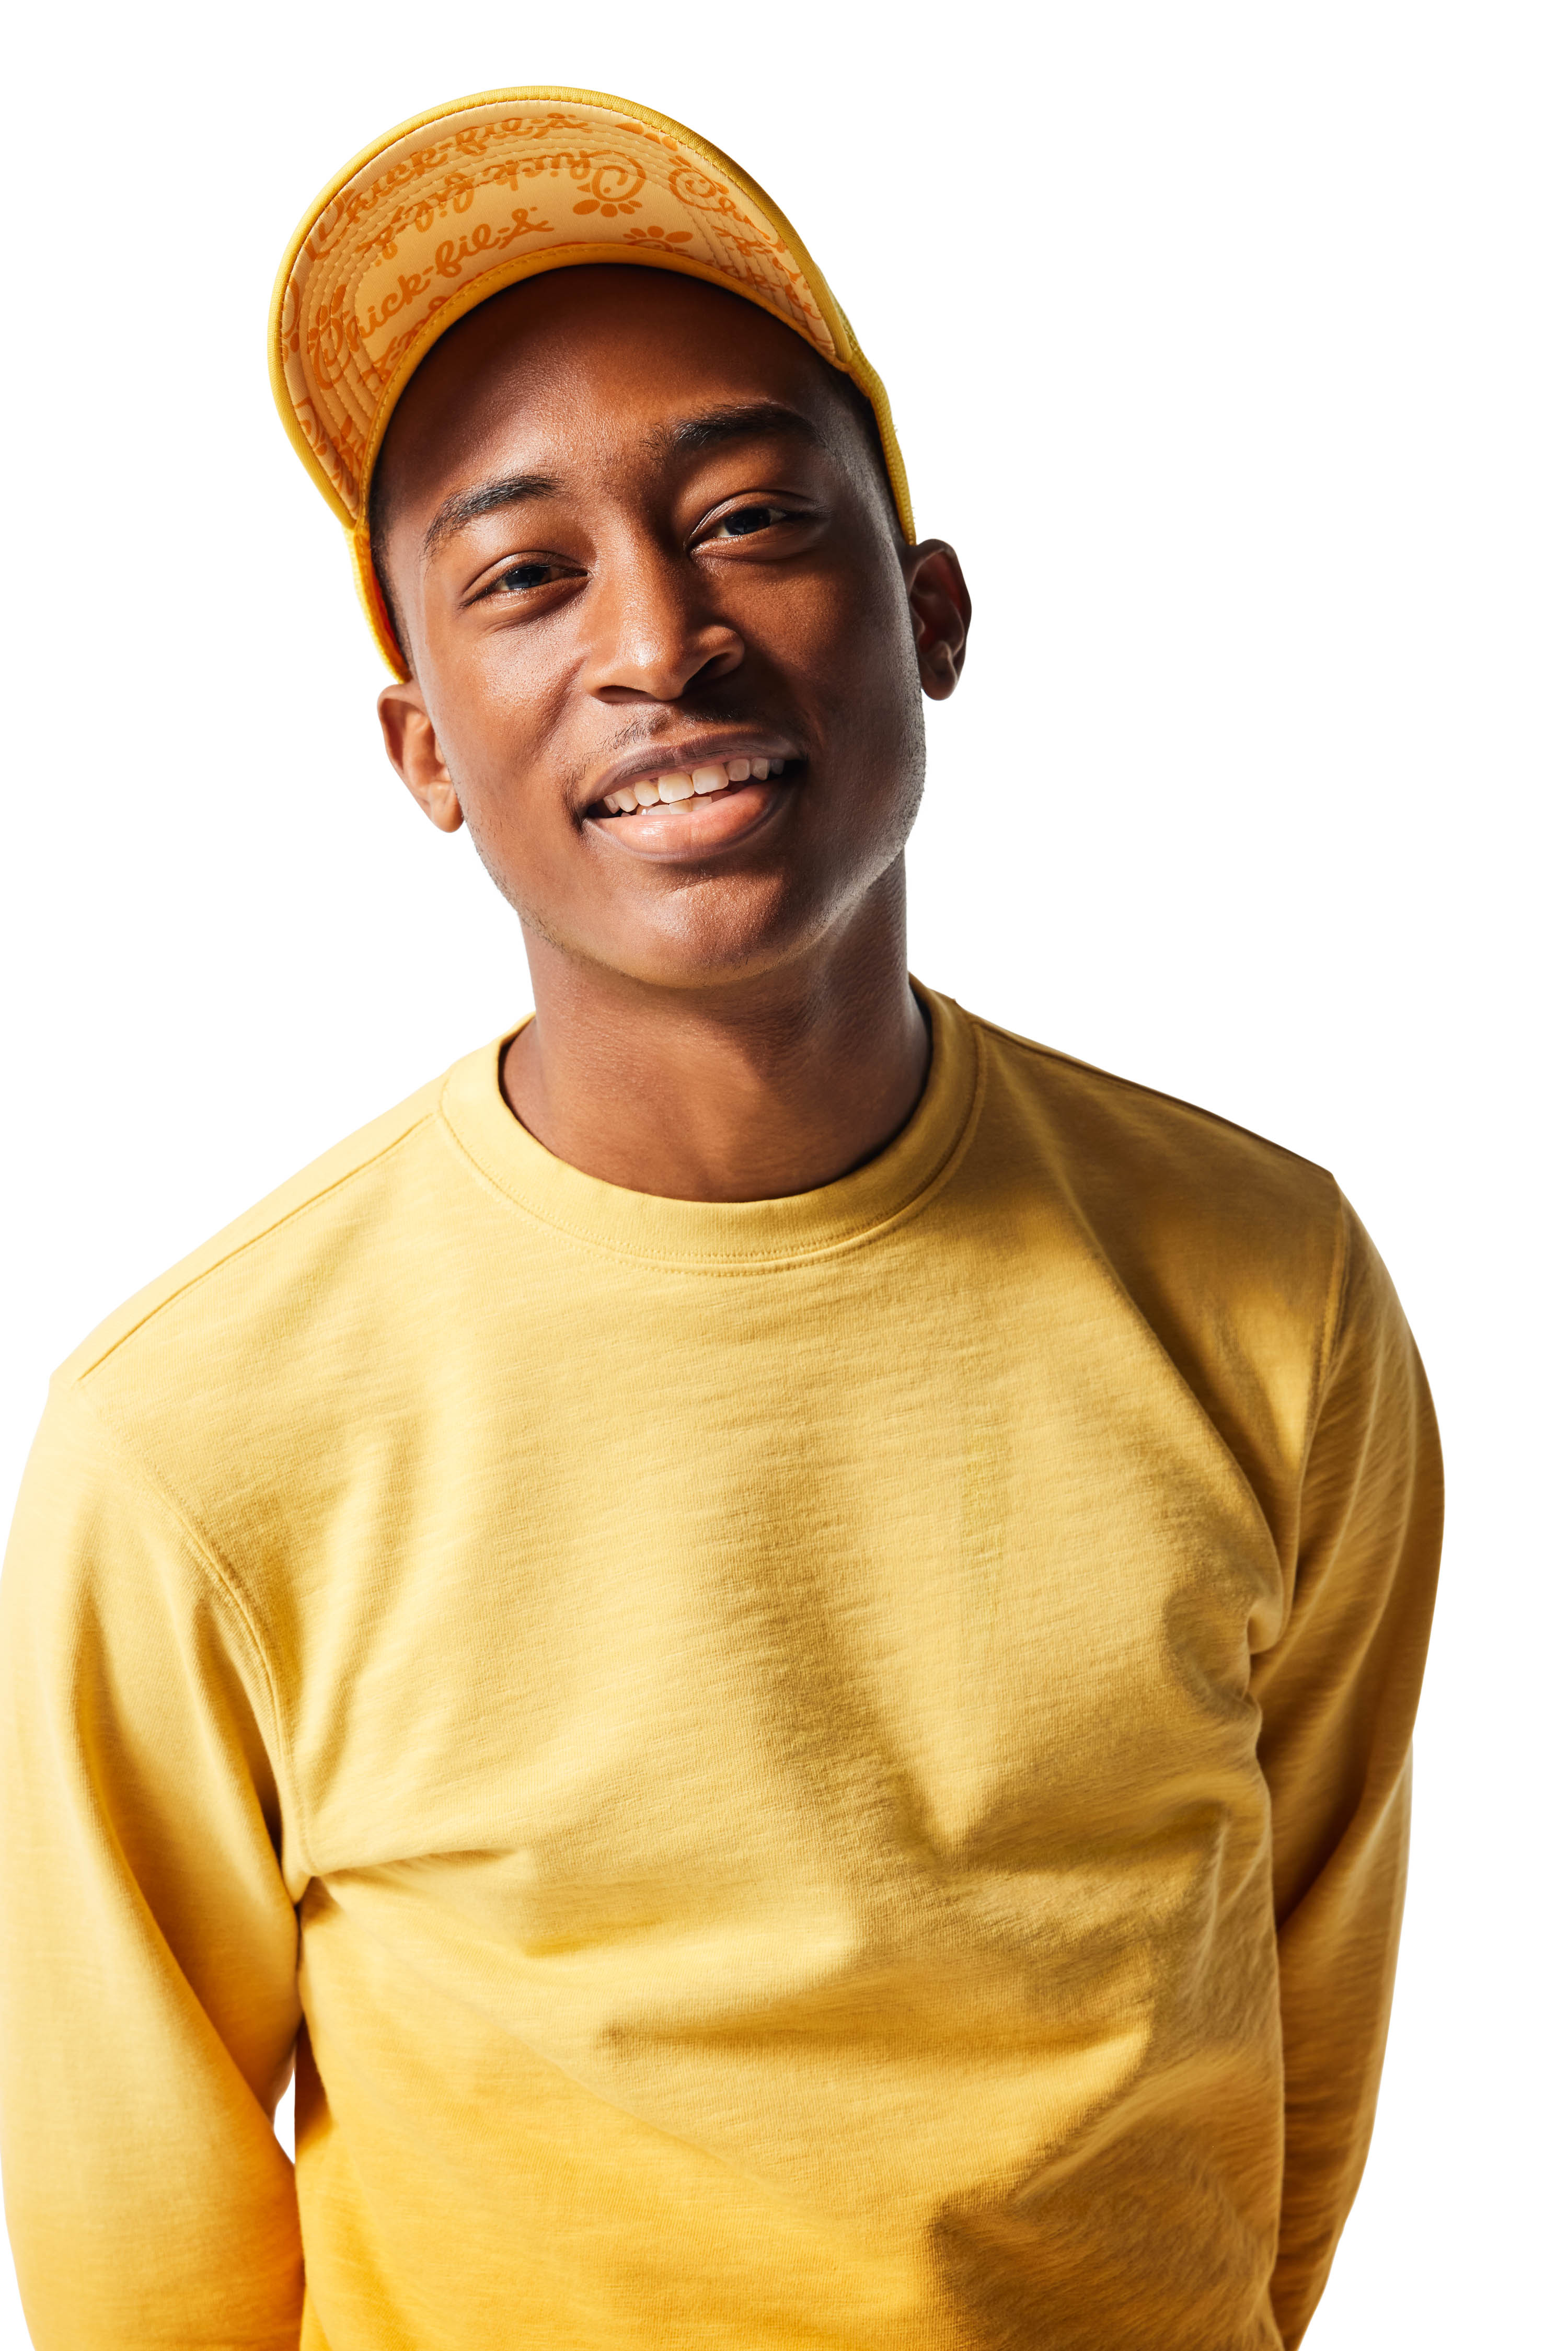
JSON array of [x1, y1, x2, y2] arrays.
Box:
[[266, 1231, 1288, 1899]]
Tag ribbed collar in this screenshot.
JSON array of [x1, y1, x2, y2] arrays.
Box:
[[438, 981, 982, 1270]]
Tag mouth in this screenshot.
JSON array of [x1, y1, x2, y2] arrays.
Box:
[[584, 751, 801, 858], [591, 754, 789, 819]]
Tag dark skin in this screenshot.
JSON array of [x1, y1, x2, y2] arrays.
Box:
[[376, 267, 970, 1202]]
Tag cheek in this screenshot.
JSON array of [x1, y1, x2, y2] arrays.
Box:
[[423, 653, 564, 832], [762, 548, 923, 736], [417, 682, 579, 926], [817, 561, 926, 781]]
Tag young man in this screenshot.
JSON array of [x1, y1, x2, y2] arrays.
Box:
[[0, 89, 1440, 2351]]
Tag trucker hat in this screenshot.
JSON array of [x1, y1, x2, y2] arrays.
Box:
[[269, 87, 915, 677]]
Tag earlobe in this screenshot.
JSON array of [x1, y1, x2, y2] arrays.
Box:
[[904, 541, 972, 704], [417, 773, 466, 834], [377, 681, 466, 834]]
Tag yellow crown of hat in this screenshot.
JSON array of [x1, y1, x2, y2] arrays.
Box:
[[269, 86, 914, 678]]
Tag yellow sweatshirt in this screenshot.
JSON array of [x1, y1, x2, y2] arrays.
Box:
[[0, 987, 1440, 2351]]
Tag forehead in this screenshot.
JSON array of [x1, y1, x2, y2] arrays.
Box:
[[374, 267, 853, 528]]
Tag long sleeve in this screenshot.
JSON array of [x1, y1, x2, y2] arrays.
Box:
[[1252, 1198, 1443, 2346], [0, 1380, 305, 2348]]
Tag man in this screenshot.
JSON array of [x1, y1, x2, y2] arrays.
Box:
[[0, 88, 1440, 2351]]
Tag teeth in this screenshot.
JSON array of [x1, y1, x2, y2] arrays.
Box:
[[601, 756, 791, 814]]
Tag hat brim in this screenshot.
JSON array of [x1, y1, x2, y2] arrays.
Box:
[[269, 86, 914, 677]]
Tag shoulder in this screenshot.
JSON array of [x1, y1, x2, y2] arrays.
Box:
[[953, 1001, 1355, 1468], [51, 1041, 510, 1424], [37, 1042, 521, 1571], [963, 1004, 1345, 1268]]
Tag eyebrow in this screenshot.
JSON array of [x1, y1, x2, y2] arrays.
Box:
[[419, 402, 827, 561], [422, 471, 560, 559], [652, 400, 831, 459]]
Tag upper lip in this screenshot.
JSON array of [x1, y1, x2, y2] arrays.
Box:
[[581, 734, 801, 815]]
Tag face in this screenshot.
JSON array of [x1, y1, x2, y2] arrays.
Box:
[[375, 266, 969, 993]]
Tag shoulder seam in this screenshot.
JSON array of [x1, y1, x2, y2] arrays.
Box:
[[71, 1109, 436, 1384], [1310, 1183, 1356, 1434], [58, 1383, 314, 1882], [969, 1015, 1334, 1182], [1278, 1183, 1355, 1630]]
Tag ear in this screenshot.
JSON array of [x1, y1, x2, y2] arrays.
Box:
[[902, 540, 972, 702], [377, 681, 466, 834]]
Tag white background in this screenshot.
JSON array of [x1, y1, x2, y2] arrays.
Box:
[[2, 3, 1561, 2342]]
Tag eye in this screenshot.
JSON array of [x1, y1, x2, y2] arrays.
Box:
[[492, 559, 561, 594], [465, 551, 585, 612], [707, 503, 791, 541]]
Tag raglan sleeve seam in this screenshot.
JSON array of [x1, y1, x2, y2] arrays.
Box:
[[1297, 1181, 1354, 1507], [1240, 1179, 1352, 1662], [71, 1110, 435, 1384], [55, 1378, 315, 1886]]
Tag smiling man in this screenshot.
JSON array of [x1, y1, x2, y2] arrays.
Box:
[[0, 90, 1440, 2351], [369, 258, 952, 1205]]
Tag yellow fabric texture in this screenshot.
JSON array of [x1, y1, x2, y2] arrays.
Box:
[[269, 88, 916, 678], [0, 988, 1440, 2351]]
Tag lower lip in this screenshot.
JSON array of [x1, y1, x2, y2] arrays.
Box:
[[585, 777, 791, 860]]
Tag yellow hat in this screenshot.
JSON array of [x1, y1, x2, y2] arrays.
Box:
[[269, 86, 914, 678]]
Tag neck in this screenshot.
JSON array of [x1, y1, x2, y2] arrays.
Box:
[[501, 867, 930, 1203]]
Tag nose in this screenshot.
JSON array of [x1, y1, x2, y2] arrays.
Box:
[[582, 539, 744, 703]]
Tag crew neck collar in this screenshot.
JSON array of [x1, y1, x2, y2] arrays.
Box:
[[439, 981, 982, 1270]]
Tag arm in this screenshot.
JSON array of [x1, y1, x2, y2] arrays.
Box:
[[1252, 1198, 1443, 2347], [0, 1382, 304, 2348]]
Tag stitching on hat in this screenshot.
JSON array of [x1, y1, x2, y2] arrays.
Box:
[[287, 97, 843, 520]]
